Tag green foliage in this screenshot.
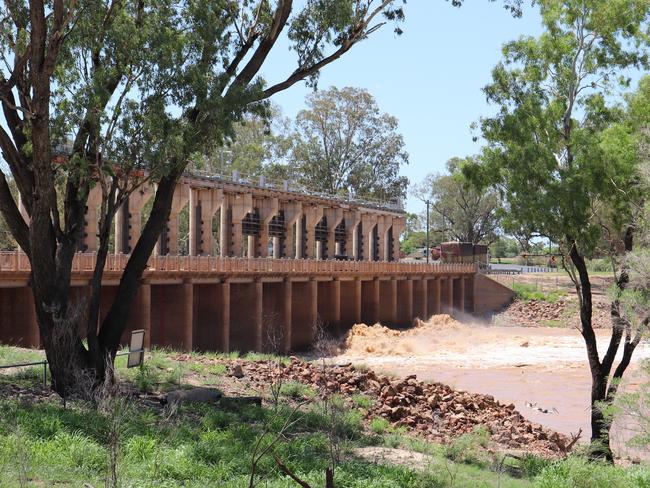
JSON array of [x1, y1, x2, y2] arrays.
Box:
[[465, 0, 650, 254], [280, 381, 317, 399], [443, 426, 490, 466], [414, 157, 500, 245], [512, 283, 566, 303], [588, 258, 615, 273], [535, 456, 650, 488], [370, 417, 392, 435], [292, 86, 409, 202], [352, 394, 373, 409]]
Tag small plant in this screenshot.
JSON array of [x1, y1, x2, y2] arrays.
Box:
[[370, 417, 391, 435], [512, 283, 566, 303], [132, 363, 160, 393], [207, 364, 227, 376], [443, 426, 490, 466], [351, 394, 373, 409], [280, 381, 316, 400]]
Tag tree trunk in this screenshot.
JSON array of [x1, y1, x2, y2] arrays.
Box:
[[568, 240, 614, 461]]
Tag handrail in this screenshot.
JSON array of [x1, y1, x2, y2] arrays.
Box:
[[0, 251, 478, 275]]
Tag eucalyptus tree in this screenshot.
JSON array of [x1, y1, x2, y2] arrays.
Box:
[[414, 157, 500, 245], [291, 86, 409, 201], [464, 0, 650, 459], [0, 0, 410, 395]]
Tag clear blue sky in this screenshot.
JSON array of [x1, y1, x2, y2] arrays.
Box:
[[261, 2, 544, 214]]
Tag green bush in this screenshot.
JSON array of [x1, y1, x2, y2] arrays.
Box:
[[535, 456, 634, 488], [443, 426, 490, 466], [512, 283, 565, 303], [352, 394, 373, 409], [280, 381, 317, 399], [370, 417, 391, 435], [587, 258, 614, 273]]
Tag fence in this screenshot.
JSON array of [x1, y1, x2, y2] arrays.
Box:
[[0, 251, 478, 276]]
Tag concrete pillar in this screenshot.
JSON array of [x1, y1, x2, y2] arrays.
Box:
[[392, 218, 405, 262], [335, 241, 342, 256], [247, 235, 256, 258], [332, 279, 341, 329], [406, 279, 414, 323], [81, 186, 101, 252], [344, 210, 361, 260], [383, 226, 392, 262], [188, 187, 221, 256], [433, 278, 442, 314], [231, 193, 253, 257], [157, 184, 190, 255], [255, 280, 263, 351], [221, 280, 230, 352], [283, 279, 292, 353], [114, 201, 128, 254], [352, 226, 360, 260], [220, 202, 230, 257], [376, 217, 387, 262], [135, 283, 151, 349], [390, 278, 398, 324], [303, 206, 324, 259], [324, 208, 343, 260], [362, 214, 378, 262], [315, 241, 323, 260], [421, 278, 428, 319], [372, 278, 380, 324], [283, 201, 302, 260], [295, 216, 304, 259], [182, 281, 194, 351], [309, 279, 318, 335], [447, 277, 454, 314], [189, 188, 199, 256], [354, 279, 362, 323], [273, 237, 281, 259], [258, 197, 278, 259], [459, 277, 466, 314]]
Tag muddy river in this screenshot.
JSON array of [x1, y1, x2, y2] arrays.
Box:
[[333, 317, 650, 458]]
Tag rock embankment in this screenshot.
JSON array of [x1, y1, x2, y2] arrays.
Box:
[[241, 358, 569, 457]]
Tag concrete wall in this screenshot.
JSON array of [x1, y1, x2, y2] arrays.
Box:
[[0, 271, 499, 354], [473, 274, 514, 314], [0, 288, 38, 347]]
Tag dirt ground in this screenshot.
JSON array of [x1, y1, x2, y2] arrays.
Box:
[[332, 275, 650, 459]]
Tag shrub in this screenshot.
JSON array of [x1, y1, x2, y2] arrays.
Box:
[[443, 426, 490, 466], [370, 417, 392, 435], [535, 456, 632, 488], [352, 394, 373, 409], [280, 381, 316, 399], [512, 283, 565, 303]]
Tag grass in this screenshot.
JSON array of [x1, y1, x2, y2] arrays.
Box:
[[1, 346, 650, 487], [512, 283, 567, 303]]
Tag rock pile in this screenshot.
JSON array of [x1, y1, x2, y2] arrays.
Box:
[[242, 358, 569, 456], [499, 298, 610, 329]]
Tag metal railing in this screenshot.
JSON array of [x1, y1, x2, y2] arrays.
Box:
[[0, 251, 478, 275], [0, 349, 145, 389], [186, 169, 405, 212]]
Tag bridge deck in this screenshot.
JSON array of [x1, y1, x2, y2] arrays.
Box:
[[0, 251, 476, 283]]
